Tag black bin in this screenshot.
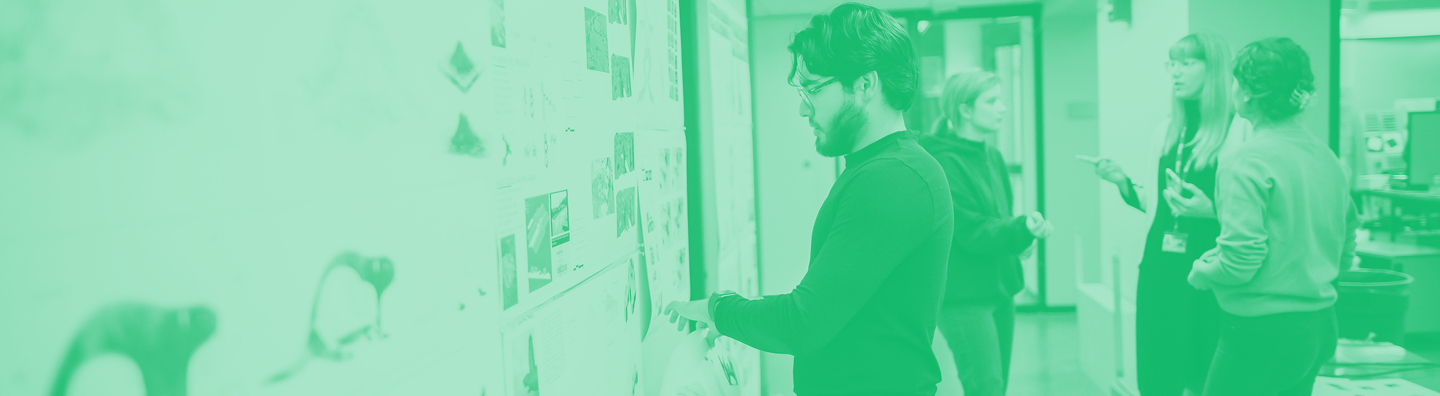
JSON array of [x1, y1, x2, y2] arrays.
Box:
[[1335, 269, 1413, 345]]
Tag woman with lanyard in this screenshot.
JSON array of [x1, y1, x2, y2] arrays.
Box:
[[1078, 33, 1253, 396]]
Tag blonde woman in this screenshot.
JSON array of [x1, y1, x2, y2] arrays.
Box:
[[922, 71, 1053, 396], [1078, 33, 1253, 396]]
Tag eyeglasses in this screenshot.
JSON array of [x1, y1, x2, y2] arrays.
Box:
[[792, 77, 839, 108], [1165, 59, 1203, 71]]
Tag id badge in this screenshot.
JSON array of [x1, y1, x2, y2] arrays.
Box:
[[1162, 231, 1189, 254]]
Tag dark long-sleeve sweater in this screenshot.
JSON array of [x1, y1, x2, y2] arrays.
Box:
[[919, 133, 1033, 304], [709, 131, 955, 396]]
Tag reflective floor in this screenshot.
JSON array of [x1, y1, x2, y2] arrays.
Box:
[[933, 311, 1105, 396]]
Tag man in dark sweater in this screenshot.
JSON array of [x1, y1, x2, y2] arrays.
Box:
[[662, 3, 954, 396]]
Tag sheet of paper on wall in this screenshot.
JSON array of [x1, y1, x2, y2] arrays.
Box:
[[500, 256, 643, 396], [500, 1, 640, 135], [636, 131, 691, 323], [1314, 376, 1440, 396], [495, 129, 642, 316], [631, 0, 686, 131], [493, 183, 623, 315], [370, 321, 503, 395]]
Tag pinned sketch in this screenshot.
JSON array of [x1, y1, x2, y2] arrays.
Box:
[[501, 132, 514, 166], [500, 234, 520, 309], [449, 114, 484, 157], [617, 187, 637, 237], [269, 252, 395, 384], [490, 0, 507, 48], [441, 42, 481, 93], [626, 257, 641, 324], [593, 158, 616, 218], [543, 128, 562, 169], [584, 8, 610, 73], [525, 195, 553, 292], [49, 303, 217, 396], [667, 0, 681, 100], [612, 55, 633, 100], [615, 132, 636, 177], [521, 83, 562, 124], [504, 331, 542, 396], [629, 367, 641, 396], [658, 147, 684, 190]]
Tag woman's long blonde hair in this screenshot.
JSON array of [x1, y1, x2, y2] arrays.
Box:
[[1166, 33, 1234, 172], [930, 71, 1002, 136]]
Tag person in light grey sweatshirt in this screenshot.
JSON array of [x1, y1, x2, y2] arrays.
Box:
[[1186, 37, 1360, 396]]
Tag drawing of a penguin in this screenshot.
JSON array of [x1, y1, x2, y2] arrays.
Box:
[[49, 302, 217, 396], [268, 251, 394, 383]]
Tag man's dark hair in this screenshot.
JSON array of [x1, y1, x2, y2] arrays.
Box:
[[788, 3, 919, 111]]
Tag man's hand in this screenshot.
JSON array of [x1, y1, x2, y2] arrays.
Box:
[[664, 299, 713, 332], [1025, 212, 1054, 239]]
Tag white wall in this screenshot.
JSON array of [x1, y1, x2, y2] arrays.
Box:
[[1094, 0, 1189, 304], [1038, 0, 1099, 307], [1189, 0, 1333, 145], [943, 19, 985, 75], [1084, 0, 1191, 393], [1342, 8, 1440, 39]]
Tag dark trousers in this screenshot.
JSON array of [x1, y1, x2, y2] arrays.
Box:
[[1202, 306, 1338, 396], [937, 299, 1015, 396], [1136, 263, 1223, 395]]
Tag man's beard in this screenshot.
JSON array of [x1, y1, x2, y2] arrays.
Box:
[[815, 97, 866, 158]]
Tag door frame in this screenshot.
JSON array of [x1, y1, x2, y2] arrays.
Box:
[[891, 3, 1054, 310]]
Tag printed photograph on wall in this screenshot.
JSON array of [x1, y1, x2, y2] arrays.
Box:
[[616, 186, 637, 237], [612, 55, 632, 100], [550, 190, 570, 237], [614, 132, 635, 177], [592, 158, 616, 218], [584, 8, 609, 72], [500, 234, 519, 309], [525, 194, 553, 292]]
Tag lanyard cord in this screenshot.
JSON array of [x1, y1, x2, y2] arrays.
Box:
[[1171, 136, 1197, 230]]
